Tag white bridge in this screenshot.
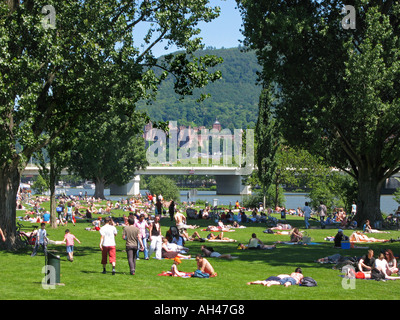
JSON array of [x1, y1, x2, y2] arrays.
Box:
[[22, 165, 252, 195]]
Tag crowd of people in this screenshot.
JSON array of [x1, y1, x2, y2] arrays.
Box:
[[7, 190, 400, 287]]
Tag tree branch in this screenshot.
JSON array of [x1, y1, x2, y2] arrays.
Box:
[[136, 29, 168, 64]]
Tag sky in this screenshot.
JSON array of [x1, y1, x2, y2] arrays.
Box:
[[195, 0, 244, 51], [135, 0, 244, 58]]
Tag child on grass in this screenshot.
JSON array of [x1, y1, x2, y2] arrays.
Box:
[[31, 223, 48, 257], [64, 229, 81, 262]]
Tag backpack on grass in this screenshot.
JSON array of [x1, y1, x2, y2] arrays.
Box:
[[300, 277, 317, 287]]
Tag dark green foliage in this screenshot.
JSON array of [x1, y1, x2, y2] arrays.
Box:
[[137, 47, 262, 130]]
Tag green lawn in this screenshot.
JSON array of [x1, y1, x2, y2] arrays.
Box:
[[3, 206, 400, 300]]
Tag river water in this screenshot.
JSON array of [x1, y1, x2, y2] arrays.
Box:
[[63, 188, 399, 215]]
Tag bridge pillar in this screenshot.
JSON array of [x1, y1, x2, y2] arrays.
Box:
[[110, 175, 140, 196], [215, 175, 251, 195]]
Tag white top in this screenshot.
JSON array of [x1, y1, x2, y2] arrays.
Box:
[[100, 224, 117, 247], [210, 252, 221, 258], [303, 206, 312, 218], [375, 258, 389, 274]]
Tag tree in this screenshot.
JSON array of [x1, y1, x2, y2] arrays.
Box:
[[69, 109, 148, 199], [147, 176, 180, 202], [307, 171, 358, 213], [31, 175, 48, 195], [237, 0, 400, 224], [0, 0, 222, 250], [255, 87, 279, 208], [34, 132, 75, 228]]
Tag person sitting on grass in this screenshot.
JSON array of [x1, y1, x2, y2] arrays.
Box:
[[334, 229, 349, 248], [363, 220, 389, 234], [349, 253, 400, 280], [290, 228, 303, 242], [161, 237, 191, 260], [195, 254, 217, 277], [385, 249, 399, 276], [238, 233, 276, 250], [171, 257, 193, 277], [357, 249, 375, 273]]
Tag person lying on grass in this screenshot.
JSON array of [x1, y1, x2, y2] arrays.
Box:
[[201, 245, 238, 260], [206, 232, 233, 241], [247, 268, 304, 287]]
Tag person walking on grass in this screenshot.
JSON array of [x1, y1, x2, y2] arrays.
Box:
[[318, 201, 327, 226], [100, 217, 118, 275], [302, 202, 312, 229], [64, 229, 81, 262], [149, 215, 162, 260], [134, 214, 150, 260], [122, 216, 143, 275]]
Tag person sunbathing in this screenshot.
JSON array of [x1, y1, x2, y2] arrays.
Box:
[[270, 223, 293, 231], [350, 231, 388, 243], [363, 220, 389, 234], [206, 232, 234, 241], [247, 268, 304, 287], [195, 254, 217, 277], [201, 245, 238, 260], [206, 225, 233, 232]]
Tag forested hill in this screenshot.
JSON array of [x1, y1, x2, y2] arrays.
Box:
[[137, 47, 262, 130]]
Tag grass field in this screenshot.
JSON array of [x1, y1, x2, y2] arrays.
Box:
[[3, 203, 400, 301]]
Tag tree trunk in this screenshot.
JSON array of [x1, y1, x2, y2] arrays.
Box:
[[0, 163, 21, 250], [94, 177, 106, 199], [356, 169, 383, 226]]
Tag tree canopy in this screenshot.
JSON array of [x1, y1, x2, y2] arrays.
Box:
[[0, 0, 223, 249], [237, 0, 400, 223]]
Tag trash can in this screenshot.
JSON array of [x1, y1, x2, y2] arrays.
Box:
[[213, 199, 218, 207], [45, 251, 61, 284]]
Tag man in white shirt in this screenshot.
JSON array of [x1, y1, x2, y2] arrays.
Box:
[[100, 217, 118, 275], [302, 202, 312, 229]]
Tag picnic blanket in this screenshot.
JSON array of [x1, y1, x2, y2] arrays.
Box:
[[207, 239, 237, 243]]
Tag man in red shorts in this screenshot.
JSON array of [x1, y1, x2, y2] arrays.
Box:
[[100, 217, 118, 275]]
